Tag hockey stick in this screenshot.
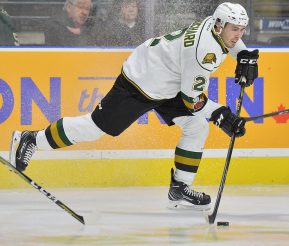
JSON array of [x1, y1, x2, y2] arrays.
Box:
[[244, 108, 289, 122], [0, 155, 85, 225], [206, 84, 245, 224]]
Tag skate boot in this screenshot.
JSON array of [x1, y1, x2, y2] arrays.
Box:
[[168, 168, 211, 210], [9, 131, 38, 172]]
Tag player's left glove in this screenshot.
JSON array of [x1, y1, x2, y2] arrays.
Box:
[[235, 49, 259, 87], [210, 106, 246, 137]]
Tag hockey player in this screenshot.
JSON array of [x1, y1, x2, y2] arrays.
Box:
[[10, 2, 258, 210]]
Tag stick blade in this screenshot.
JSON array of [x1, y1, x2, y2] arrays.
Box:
[[76, 215, 85, 225], [208, 214, 215, 224], [203, 210, 214, 224], [203, 209, 216, 224]]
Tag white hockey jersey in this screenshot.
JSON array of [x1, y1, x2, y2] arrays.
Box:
[[122, 16, 246, 117]]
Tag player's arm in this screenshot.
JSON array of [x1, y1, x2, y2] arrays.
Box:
[[180, 57, 216, 116], [180, 90, 246, 138], [181, 49, 246, 137], [180, 89, 246, 138]]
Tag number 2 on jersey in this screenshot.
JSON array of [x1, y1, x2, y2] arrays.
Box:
[[149, 28, 188, 47]]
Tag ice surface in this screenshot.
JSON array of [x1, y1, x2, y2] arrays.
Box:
[[0, 186, 288, 246]]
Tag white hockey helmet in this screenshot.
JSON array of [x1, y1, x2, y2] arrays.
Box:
[[212, 2, 249, 28]]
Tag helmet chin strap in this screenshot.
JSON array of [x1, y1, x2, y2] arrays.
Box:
[[213, 25, 229, 49]]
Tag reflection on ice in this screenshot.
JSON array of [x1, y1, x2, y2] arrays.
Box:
[[0, 186, 288, 246]]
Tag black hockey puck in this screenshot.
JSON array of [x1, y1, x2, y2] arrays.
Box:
[[217, 221, 229, 226]]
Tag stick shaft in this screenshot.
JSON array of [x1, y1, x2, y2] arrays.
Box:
[[244, 108, 289, 122], [208, 85, 245, 224], [0, 156, 85, 225]]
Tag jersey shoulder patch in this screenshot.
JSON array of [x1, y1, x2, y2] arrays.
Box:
[[202, 53, 217, 64], [196, 24, 223, 72]]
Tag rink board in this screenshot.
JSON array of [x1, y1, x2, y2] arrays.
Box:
[[0, 48, 288, 187], [0, 157, 289, 188]]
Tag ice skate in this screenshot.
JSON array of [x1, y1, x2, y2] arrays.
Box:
[[9, 131, 38, 172], [167, 168, 211, 210]]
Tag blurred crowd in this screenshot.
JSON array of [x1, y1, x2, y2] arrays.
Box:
[[0, 0, 146, 47], [44, 0, 145, 46], [0, 0, 289, 47], [0, 8, 19, 46]]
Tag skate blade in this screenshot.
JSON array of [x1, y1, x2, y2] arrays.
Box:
[[9, 131, 21, 170], [167, 200, 211, 211]]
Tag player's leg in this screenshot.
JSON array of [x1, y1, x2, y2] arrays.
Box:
[[10, 113, 105, 172], [168, 116, 211, 210], [155, 93, 210, 210], [10, 73, 162, 172]]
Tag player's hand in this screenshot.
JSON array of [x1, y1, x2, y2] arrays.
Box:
[[210, 106, 246, 137], [235, 49, 259, 87]]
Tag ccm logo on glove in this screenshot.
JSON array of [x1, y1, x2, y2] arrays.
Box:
[[240, 58, 257, 64]]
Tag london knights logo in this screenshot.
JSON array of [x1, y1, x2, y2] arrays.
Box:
[[202, 53, 216, 64]]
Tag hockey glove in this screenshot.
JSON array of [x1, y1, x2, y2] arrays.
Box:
[[210, 106, 246, 137], [235, 49, 259, 87]]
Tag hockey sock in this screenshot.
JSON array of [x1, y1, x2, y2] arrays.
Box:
[[174, 146, 202, 171], [174, 147, 203, 185], [36, 113, 105, 150]]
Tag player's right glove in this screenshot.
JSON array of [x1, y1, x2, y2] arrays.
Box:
[[235, 49, 259, 87], [210, 106, 246, 137]]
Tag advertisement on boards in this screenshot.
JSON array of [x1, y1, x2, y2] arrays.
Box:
[[0, 50, 288, 151]]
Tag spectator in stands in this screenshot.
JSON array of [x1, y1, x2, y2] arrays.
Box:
[[44, 0, 94, 46], [0, 8, 19, 46], [98, 0, 145, 46]]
